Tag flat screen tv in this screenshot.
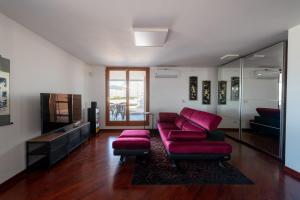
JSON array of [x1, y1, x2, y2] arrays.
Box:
[[40, 93, 82, 134]]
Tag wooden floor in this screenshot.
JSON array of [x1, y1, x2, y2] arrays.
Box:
[[0, 130, 300, 200]]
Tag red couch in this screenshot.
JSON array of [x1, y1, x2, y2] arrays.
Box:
[[157, 107, 232, 166]]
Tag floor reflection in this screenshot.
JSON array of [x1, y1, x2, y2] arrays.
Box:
[[226, 129, 279, 156]]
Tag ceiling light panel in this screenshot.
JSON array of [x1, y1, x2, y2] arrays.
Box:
[[133, 28, 169, 47], [220, 54, 239, 60]]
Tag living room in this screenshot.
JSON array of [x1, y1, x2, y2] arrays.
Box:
[[0, 1, 300, 200]]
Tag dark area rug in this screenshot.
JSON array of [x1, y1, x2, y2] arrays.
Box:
[[132, 135, 254, 185]]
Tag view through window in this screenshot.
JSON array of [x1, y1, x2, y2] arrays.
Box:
[[106, 67, 149, 126]]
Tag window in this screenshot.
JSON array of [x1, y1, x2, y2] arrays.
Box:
[[105, 67, 149, 126]]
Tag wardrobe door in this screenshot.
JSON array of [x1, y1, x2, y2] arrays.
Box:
[[217, 59, 241, 140], [241, 42, 285, 157]]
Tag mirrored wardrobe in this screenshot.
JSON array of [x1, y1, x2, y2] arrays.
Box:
[[217, 42, 287, 159]]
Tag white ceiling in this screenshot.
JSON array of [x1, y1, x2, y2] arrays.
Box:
[[0, 0, 300, 67]]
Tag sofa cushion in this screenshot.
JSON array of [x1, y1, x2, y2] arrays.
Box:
[[158, 127, 171, 138], [180, 107, 195, 119], [174, 116, 187, 129], [158, 128, 172, 151], [119, 130, 150, 139], [189, 110, 222, 131], [167, 130, 207, 141], [157, 122, 178, 130], [182, 121, 206, 132], [112, 138, 150, 150]]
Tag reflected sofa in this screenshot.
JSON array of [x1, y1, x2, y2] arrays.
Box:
[[250, 108, 280, 136]]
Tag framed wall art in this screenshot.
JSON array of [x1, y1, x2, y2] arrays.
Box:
[[218, 81, 227, 105], [202, 80, 211, 104], [189, 76, 198, 100], [0, 55, 11, 126], [231, 77, 240, 101]]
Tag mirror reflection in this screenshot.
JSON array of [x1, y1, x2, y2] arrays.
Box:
[[217, 42, 286, 158], [241, 43, 284, 156]]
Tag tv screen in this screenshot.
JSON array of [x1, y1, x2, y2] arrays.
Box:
[[40, 93, 82, 134]]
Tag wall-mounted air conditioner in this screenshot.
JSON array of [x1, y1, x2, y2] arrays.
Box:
[[254, 69, 280, 79], [154, 69, 179, 78]]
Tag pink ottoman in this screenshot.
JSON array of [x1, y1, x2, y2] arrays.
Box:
[[113, 138, 150, 150], [112, 130, 151, 164], [119, 130, 150, 139]]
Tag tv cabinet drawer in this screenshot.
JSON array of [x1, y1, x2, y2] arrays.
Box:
[[68, 130, 81, 152], [49, 146, 68, 165], [81, 124, 90, 139], [50, 135, 68, 151], [69, 129, 80, 141]]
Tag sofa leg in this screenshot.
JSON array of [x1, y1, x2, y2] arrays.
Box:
[[218, 161, 226, 168], [171, 160, 178, 168], [119, 155, 126, 165], [136, 155, 147, 164]]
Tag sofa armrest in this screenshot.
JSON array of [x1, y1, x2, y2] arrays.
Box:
[[207, 130, 225, 141], [158, 112, 179, 123], [167, 130, 207, 141]]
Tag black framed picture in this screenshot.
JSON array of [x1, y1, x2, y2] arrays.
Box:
[[189, 76, 198, 100], [0, 56, 10, 126], [231, 77, 239, 101], [202, 80, 211, 104], [218, 81, 227, 105]]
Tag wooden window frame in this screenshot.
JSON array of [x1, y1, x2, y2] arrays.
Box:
[[105, 67, 150, 126]]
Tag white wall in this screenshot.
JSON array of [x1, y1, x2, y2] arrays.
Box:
[[286, 24, 300, 173], [0, 13, 91, 184], [87, 66, 218, 129], [150, 67, 217, 117]]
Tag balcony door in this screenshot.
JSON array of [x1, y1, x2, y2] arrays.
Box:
[[105, 67, 149, 126]]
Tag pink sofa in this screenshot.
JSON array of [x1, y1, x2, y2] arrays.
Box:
[[157, 107, 232, 166]]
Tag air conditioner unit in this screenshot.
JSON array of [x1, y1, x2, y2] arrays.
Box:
[[154, 69, 179, 78], [254, 69, 280, 79]]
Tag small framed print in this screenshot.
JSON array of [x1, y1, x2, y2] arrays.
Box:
[[231, 77, 239, 101], [218, 81, 227, 105], [0, 56, 10, 126], [202, 80, 211, 105], [189, 76, 198, 100]]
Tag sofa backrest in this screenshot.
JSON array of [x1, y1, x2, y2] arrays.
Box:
[[179, 107, 222, 131], [256, 108, 280, 119]]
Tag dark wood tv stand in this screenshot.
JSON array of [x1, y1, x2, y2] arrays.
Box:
[[26, 122, 90, 169]]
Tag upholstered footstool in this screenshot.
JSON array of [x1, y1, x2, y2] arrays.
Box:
[[112, 130, 151, 164], [119, 129, 150, 139]]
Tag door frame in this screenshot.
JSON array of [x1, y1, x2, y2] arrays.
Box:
[[105, 67, 150, 126]]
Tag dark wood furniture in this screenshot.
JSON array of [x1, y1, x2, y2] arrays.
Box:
[[26, 122, 90, 169]]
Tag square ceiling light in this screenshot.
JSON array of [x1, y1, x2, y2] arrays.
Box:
[[133, 28, 169, 47]]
